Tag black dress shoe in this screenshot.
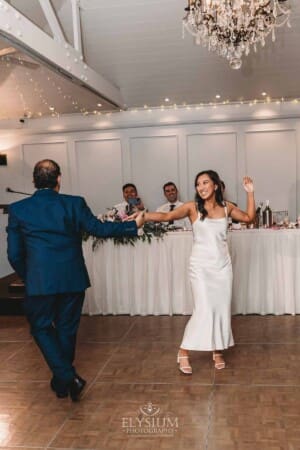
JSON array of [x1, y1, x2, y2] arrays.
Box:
[[69, 376, 86, 402], [75, 373, 86, 388], [50, 378, 68, 398]]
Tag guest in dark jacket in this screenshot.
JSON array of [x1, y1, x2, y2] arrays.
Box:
[[7, 159, 144, 401]]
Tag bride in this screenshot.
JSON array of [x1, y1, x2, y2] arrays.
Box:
[[141, 170, 255, 374]]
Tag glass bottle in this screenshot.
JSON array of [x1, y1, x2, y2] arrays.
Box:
[[263, 200, 272, 228], [255, 201, 263, 228]]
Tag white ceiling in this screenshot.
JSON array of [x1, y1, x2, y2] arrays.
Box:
[[0, 0, 299, 119]]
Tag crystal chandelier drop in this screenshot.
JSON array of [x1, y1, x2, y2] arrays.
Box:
[[183, 0, 291, 69]]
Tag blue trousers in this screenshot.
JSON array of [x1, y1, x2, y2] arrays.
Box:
[[23, 291, 85, 390]]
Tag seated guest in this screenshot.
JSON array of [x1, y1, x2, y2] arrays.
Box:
[[114, 183, 145, 217], [156, 181, 191, 229]]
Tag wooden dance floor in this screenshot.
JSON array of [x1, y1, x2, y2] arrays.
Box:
[[0, 314, 299, 449]]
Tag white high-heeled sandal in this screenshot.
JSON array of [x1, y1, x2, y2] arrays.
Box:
[[177, 352, 192, 375], [213, 352, 225, 370]]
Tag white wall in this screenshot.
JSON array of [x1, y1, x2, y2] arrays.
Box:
[[1, 104, 300, 277]]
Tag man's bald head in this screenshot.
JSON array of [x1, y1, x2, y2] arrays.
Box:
[[33, 159, 61, 189]]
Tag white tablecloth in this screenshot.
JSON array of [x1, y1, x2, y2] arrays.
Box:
[[82, 230, 300, 316]]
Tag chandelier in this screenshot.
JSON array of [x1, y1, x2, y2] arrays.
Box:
[[183, 0, 291, 69]]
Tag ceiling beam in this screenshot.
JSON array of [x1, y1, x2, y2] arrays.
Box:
[[38, 0, 66, 44], [0, 0, 124, 109], [71, 0, 82, 54]]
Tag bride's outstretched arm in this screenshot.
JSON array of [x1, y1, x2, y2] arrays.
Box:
[[145, 202, 194, 223]]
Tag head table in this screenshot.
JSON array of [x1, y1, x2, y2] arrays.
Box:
[[82, 229, 300, 316]]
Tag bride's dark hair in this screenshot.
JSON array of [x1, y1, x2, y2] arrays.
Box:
[[194, 170, 224, 220]]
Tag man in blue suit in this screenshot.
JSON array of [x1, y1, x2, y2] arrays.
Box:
[[7, 159, 144, 401]]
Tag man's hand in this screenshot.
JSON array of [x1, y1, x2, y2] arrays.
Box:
[[125, 212, 139, 221], [134, 211, 145, 228], [243, 176, 254, 193]]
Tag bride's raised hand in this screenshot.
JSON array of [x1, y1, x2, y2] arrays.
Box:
[[243, 176, 254, 193]]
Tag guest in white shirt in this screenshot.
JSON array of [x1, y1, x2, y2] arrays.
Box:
[[114, 183, 145, 218], [156, 182, 191, 229]]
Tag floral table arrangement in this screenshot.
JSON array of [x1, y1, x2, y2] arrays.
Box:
[[83, 207, 168, 250]]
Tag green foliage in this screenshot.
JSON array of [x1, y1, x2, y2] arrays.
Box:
[[83, 222, 168, 250]]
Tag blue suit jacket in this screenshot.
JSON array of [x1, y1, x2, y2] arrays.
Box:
[[6, 189, 137, 296]]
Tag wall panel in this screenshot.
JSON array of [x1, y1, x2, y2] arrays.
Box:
[[245, 130, 297, 218], [130, 135, 179, 211], [75, 139, 123, 214], [187, 133, 238, 202]]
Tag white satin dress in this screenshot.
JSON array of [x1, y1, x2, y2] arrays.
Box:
[[180, 206, 234, 351]]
